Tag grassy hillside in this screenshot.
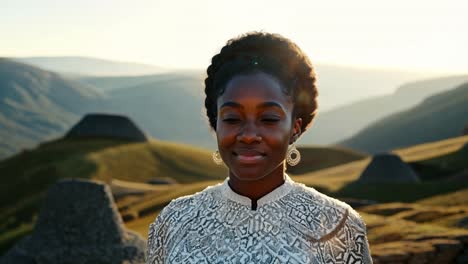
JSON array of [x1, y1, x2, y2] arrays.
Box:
[[0, 58, 104, 159], [1, 135, 467, 258], [0, 137, 227, 253], [0, 137, 376, 253], [339, 82, 468, 153], [299, 74, 468, 146], [295, 135, 468, 196], [417, 188, 468, 207], [0, 138, 227, 208], [112, 136, 468, 263]]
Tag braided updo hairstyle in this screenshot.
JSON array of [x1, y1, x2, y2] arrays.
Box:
[[204, 32, 318, 137]]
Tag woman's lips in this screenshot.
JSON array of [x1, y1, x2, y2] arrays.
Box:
[[233, 150, 265, 163]]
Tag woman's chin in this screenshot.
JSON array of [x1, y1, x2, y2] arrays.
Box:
[[229, 168, 268, 181]]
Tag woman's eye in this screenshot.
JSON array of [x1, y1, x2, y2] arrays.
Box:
[[262, 118, 280, 123], [222, 118, 240, 123]]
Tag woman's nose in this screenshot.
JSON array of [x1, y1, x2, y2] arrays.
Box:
[[237, 122, 262, 143]]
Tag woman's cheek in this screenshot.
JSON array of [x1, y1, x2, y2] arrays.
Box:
[[217, 126, 237, 145]]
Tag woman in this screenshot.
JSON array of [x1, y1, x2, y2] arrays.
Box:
[[147, 32, 372, 263]]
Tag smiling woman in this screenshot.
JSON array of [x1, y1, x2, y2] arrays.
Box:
[[146, 32, 373, 263]]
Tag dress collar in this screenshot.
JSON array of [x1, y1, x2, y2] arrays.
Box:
[[220, 173, 295, 208]]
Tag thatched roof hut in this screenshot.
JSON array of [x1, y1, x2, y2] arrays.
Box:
[[358, 153, 420, 183], [65, 113, 148, 142]]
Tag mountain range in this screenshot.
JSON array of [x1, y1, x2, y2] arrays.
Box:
[[340, 82, 468, 153], [298, 74, 468, 146], [1, 56, 466, 160], [14, 56, 165, 77], [0, 58, 104, 159]]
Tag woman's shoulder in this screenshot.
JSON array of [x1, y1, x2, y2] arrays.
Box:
[[155, 181, 223, 218], [286, 180, 367, 241], [288, 180, 354, 212]]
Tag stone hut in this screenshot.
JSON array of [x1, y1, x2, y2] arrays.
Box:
[[65, 113, 148, 142], [1, 179, 146, 264], [357, 153, 420, 183]]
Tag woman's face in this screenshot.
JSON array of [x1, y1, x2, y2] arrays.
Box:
[[216, 72, 302, 181]]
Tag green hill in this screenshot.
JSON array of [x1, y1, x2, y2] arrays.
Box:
[[0, 58, 104, 159], [0, 137, 227, 252], [1, 135, 467, 257], [116, 136, 468, 263], [339, 82, 468, 153], [0, 137, 227, 209], [293, 135, 468, 197]]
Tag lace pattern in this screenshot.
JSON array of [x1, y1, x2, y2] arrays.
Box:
[[147, 175, 372, 263]]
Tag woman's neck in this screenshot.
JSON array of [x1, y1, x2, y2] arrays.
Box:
[[227, 165, 285, 202]]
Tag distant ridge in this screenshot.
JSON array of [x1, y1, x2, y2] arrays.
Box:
[[13, 56, 165, 76], [339, 82, 468, 153], [0, 58, 103, 159], [299, 74, 468, 146]]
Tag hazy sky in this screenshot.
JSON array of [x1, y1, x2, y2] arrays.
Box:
[[1, 0, 467, 73]]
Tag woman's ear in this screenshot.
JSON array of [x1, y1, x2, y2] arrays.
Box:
[[291, 118, 302, 144]]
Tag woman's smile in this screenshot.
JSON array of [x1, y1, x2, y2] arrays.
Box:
[[233, 149, 266, 164]]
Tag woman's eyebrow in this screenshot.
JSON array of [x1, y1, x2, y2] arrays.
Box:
[[220, 101, 242, 109], [220, 101, 285, 110], [257, 101, 284, 110]]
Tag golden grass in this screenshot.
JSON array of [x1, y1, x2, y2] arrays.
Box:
[[360, 212, 468, 244], [394, 135, 468, 162], [417, 188, 468, 207], [2, 135, 468, 256], [125, 211, 159, 238], [360, 202, 468, 230], [291, 158, 371, 192], [87, 139, 228, 183], [126, 180, 221, 216]]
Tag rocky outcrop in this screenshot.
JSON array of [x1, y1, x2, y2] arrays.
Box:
[[1, 179, 146, 264], [358, 153, 420, 183], [65, 113, 148, 142]]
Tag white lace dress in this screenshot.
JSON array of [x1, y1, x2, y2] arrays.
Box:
[[146, 174, 372, 263]]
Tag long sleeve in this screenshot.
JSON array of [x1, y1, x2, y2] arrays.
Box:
[[343, 209, 373, 264], [312, 208, 373, 263], [146, 209, 169, 264]]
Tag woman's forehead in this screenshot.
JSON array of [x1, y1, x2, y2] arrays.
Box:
[[218, 72, 293, 106]]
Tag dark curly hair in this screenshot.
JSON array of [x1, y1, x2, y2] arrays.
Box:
[[204, 31, 318, 136]]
